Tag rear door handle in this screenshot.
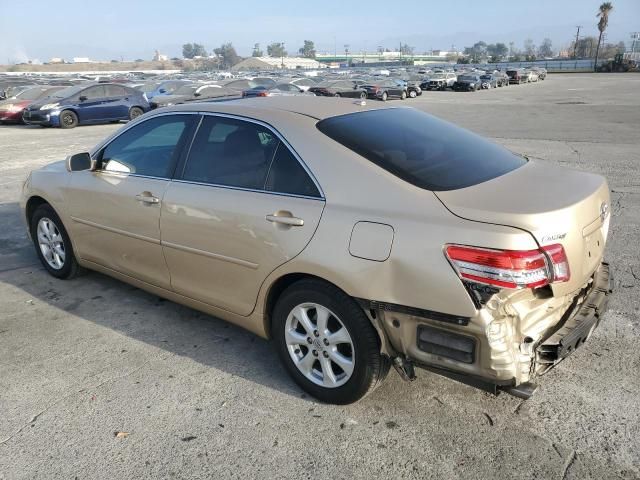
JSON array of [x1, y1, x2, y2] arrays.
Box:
[[266, 213, 304, 227], [135, 193, 160, 204]]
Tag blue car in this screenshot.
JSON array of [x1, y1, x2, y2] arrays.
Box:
[[22, 83, 150, 128], [136, 80, 191, 100]]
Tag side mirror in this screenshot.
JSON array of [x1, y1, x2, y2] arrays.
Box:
[[194, 92, 201, 97], [66, 152, 93, 172], [158, 88, 166, 94], [79, 95, 87, 102]]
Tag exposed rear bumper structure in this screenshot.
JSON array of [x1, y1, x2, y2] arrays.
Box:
[[367, 262, 613, 400], [536, 262, 613, 373]]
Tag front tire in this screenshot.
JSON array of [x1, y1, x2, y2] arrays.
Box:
[[273, 279, 389, 404], [409, 90, 417, 98], [30, 204, 82, 279], [381, 91, 388, 101], [59, 110, 78, 129], [401, 90, 407, 100]]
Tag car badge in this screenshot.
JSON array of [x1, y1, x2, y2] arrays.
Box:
[[600, 202, 609, 222]]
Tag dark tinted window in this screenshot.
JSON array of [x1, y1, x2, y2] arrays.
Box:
[[265, 143, 320, 197], [104, 85, 126, 97], [100, 115, 192, 177], [317, 108, 526, 191], [182, 116, 277, 190]]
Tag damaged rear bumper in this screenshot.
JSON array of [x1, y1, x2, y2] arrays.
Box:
[[364, 262, 613, 398], [535, 262, 613, 374]]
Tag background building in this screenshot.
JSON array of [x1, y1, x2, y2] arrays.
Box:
[[231, 56, 322, 71]]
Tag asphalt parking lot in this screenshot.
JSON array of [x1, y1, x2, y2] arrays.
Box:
[[1, 73, 639, 479]]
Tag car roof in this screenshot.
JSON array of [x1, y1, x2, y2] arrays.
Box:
[[160, 96, 388, 121]]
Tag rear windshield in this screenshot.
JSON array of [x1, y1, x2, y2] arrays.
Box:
[[316, 108, 526, 191]]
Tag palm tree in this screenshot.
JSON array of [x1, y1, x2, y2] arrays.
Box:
[[594, 2, 614, 70]]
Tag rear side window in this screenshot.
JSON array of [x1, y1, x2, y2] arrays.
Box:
[[182, 116, 277, 190], [265, 143, 320, 198], [104, 85, 126, 97], [317, 108, 526, 191]]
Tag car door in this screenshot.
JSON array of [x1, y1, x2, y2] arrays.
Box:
[[340, 81, 360, 98], [75, 85, 107, 123], [102, 84, 129, 119], [64, 113, 197, 289], [160, 114, 325, 316]]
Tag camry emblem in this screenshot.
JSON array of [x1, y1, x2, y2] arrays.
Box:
[[600, 202, 609, 222]]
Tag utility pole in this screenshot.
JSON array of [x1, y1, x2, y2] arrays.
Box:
[[573, 26, 581, 58]]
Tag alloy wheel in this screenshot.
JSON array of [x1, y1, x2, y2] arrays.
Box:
[[284, 303, 355, 388], [61, 113, 75, 127], [37, 217, 65, 270]]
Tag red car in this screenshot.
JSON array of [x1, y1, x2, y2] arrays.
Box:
[[0, 86, 65, 124]]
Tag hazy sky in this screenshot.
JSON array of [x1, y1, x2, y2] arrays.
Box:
[[1, 0, 638, 62]]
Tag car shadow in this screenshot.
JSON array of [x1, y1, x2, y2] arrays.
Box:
[[0, 201, 307, 400]]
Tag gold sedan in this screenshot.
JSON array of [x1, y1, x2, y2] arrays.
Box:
[[21, 97, 612, 404]]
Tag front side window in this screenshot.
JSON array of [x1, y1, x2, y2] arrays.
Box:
[[100, 115, 193, 177], [82, 86, 105, 100]]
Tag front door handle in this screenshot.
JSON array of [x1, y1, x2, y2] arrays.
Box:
[[266, 212, 304, 227], [135, 192, 160, 204]]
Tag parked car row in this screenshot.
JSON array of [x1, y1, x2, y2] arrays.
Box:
[[0, 64, 548, 127], [421, 67, 546, 91]]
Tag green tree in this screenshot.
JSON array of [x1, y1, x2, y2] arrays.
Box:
[[594, 2, 614, 69], [570, 36, 599, 58], [182, 43, 207, 59], [252, 43, 263, 57], [463, 41, 487, 63], [267, 42, 287, 57], [538, 38, 553, 58], [523, 38, 536, 58], [298, 40, 316, 58], [400, 44, 415, 56], [214, 43, 241, 69], [487, 42, 508, 62]]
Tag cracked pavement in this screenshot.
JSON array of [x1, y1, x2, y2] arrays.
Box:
[[0, 73, 639, 479]]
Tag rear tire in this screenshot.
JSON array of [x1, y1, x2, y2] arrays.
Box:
[[273, 279, 390, 404], [59, 110, 78, 129], [30, 204, 82, 279], [334, 93, 341, 98], [128, 107, 144, 121], [401, 90, 407, 100]]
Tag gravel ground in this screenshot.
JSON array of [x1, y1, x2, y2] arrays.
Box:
[[0, 73, 639, 480]]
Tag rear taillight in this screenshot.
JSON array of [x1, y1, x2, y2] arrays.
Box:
[[445, 244, 570, 290], [257, 91, 268, 97], [541, 243, 570, 282]]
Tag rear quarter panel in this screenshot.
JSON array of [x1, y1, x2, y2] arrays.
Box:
[[253, 114, 539, 319]]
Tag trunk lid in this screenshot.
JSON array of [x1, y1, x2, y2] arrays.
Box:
[[435, 160, 611, 295]]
